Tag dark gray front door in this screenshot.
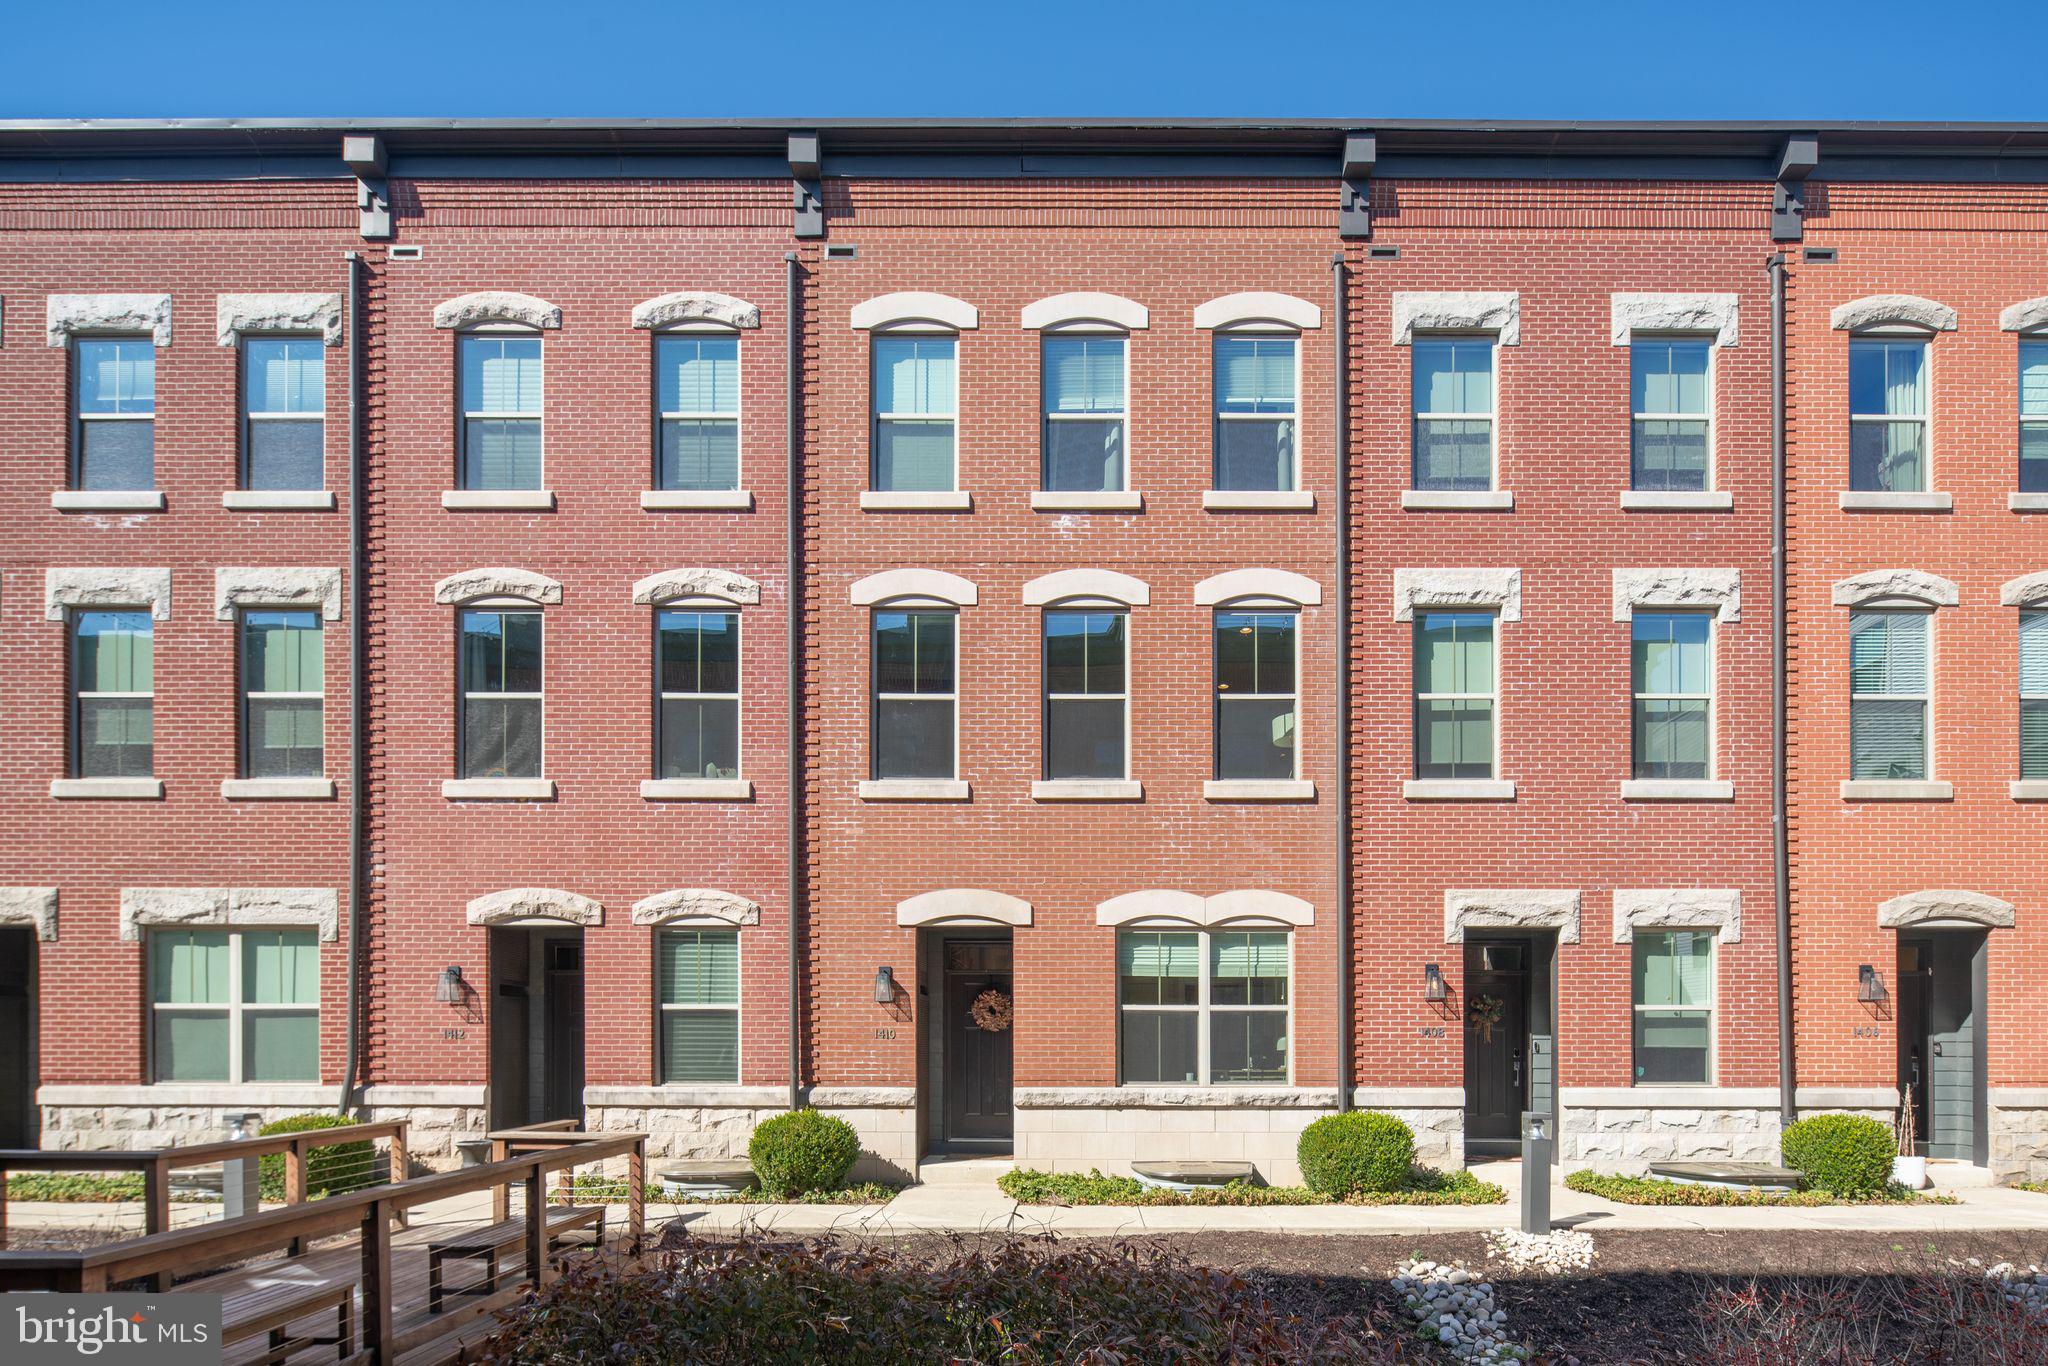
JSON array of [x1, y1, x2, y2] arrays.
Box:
[[0, 928, 35, 1148], [543, 938, 585, 1124], [1898, 937, 1933, 1152], [942, 938, 1013, 1145], [1464, 940, 1530, 1156]]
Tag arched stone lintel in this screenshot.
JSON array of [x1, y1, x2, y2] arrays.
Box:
[[434, 568, 563, 606], [1877, 890, 2015, 931], [466, 888, 603, 927], [631, 569, 760, 606], [433, 291, 561, 330], [631, 889, 760, 928], [632, 291, 760, 330], [849, 568, 977, 607], [1194, 568, 1323, 607], [1021, 569, 1149, 607], [896, 889, 1032, 928]]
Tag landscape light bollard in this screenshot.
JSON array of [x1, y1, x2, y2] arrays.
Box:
[[224, 1111, 262, 1219], [1520, 1111, 1552, 1235]]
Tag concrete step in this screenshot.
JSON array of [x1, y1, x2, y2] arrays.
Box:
[[1927, 1159, 1996, 1189], [916, 1154, 1015, 1185]]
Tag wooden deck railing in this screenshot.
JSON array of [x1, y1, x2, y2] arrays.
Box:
[[0, 1130, 647, 1365]]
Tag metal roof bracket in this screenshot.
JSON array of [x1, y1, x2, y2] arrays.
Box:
[[1339, 132, 1375, 240], [1772, 134, 1818, 243], [789, 131, 824, 240], [342, 135, 392, 240]]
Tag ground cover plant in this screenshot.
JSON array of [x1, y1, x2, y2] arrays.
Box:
[[999, 1165, 1504, 1207], [1565, 1170, 1952, 1207], [566, 1172, 896, 1205]]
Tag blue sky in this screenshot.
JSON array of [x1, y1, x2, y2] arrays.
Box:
[[7, 0, 2047, 122]]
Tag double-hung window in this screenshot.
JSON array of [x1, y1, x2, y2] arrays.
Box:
[[1632, 931, 1713, 1085], [2022, 611, 2048, 781], [459, 608, 543, 780], [459, 333, 543, 490], [872, 336, 957, 492], [1214, 610, 1296, 780], [1849, 338, 1928, 492], [1631, 339, 1711, 491], [1632, 613, 1712, 781], [1212, 334, 1296, 491], [872, 610, 956, 780], [74, 338, 155, 491], [1044, 610, 1127, 780], [657, 929, 739, 1084], [2021, 341, 2048, 494], [657, 332, 740, 492], [1118, 929, 1289, 1086], [1412, 337, 1495, 492], [1042, 335, 1127, 493], [658, 609, 740, 780], [72, 610, 153, 778], [1849, 609, 1930, 781], [151, 928, 319, 1083], [242, 337, 325, 490], [241, 610, 324, 779], [1413, 612, 1495, 780]]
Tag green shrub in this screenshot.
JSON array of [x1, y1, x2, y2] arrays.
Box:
[[997, 1165, 1504, 1208], [1564, 1169, 1942, 1207], [1297, 1111, 1416, 1197], [3, 1172, 149, 1203], [748, 1109, 861, 1196], [257, 1113, 378, 1198], [1781, 1113, 1897, 1197]]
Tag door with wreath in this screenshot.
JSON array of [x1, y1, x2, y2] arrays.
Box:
[[1462, 939, 1531, 1155], [942, 937, 1014, 1145]]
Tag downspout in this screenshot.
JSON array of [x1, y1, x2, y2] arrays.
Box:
[[1331, 253, 1353, 1113], [339, 250, 368, 1114], [1769, 251, 1795, 1131], [785, 251, 804, 1115]]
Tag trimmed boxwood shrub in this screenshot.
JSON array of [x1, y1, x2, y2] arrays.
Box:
[[1297, 1110, 1416, 1197], [749, 1109, 861, 1196], [257, 1113, 378, 1198], [1781, 1113, 1896, 1197]]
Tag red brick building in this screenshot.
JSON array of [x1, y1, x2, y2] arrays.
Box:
[[1, 120, 2043, 1184]]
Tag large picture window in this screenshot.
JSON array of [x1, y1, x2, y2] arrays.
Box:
[[151, 928, 319, 1083], [657, 333, 740, 491], [1118, 929, 1289, 1086], [1044, 610, 1127, 780], [872, 610, 956, 780], [241, 609, 324, 779], [1212, 335, 1296, 491], [72, 609, 154, 778], [658, 610, 739, 780], [460, 333, 543, 490], [1849, 338, 1928, 492], [242, 337, 325, 490], [1633, 931, 1713, 1085], [1042, 335, 1127, 493], [1631, 338, 1711, 492], [1632, 612, 1712, 781], [872, 336, 957, 492], [1412, 337, 1495, 492], [74, 337, 156, 491], [1413, 612, 1495, 780], [658, 929, 738, 1084], [459, 608, 543, 780], [2022, 341, 2048, 494], [1850, 609, 1929, 781], [1214, 610, 1296, 780]]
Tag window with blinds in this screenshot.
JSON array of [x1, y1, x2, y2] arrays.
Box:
[[460, 334, 544, 490], [873, 610, 956, 780], [1214, 611, 1297, 780], [460, 609, 543, 780], [1632, 931, 1713, 1085], [241, 609, 324, 779], [2022, 611, 2048, 781], [72, 609, 153, 778], [2022, 342, 2048, 494], [1633, 612, 1713, 781], [657, 333, 740, 491], [242, 337, 325, 490], [1849, 338, 1928, 492], [1044, 610, 1128, 781], [1850, 609, 1930, 781], [74, 338, 156, 492], [658, 930, 739, 1084], [658, 610, 740, 780], [1212, 335, 1296, 491], [872, 336, 957, 492], [151, 928, 319, 1083], [1631, 339, 1711, 492], [1042, 335, 1127, 493], [1412, 337, 1494, 492], [1413, 612, 1495, 781], [1117, 929, 1288, 1086]]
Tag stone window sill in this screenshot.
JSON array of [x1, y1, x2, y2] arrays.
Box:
[[52, 490, 164, 512], [1620, 779, 1734, 801], [1840, 779, 1952, 801], [1838, 490, 1951, 513], [641, 778, 752, 800], [2011, 781, 2048, 800], [1401, 489, 1514, 511], [641, 489, 753, 511], [1031, 490, 1144, 513], [1620, 490, 1732, 512], [221, 777, 335, 800], [1403, 779, 1515, 801], [2010, 493, 2048, 513], [441, 489, 555, 510], [858, 779, 970, 801], [223, 490, 335, 510], [860, 490, 972, 512], [51, 777, 163, 799], [1032, 779, 1144, 801], [1203, 779, 1316, 802], [1203, 489, 1315, 512], [442, 777, 555, 800]]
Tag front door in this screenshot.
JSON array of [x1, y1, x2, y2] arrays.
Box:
[[941, 938, 1013, 1145], [1900, 931, 1985, 1163], [1464, 940, 1531, 1156], [0, 928, 35, 1148], [543, 937, 585, 1124], [487, 927, 585, 1129], [1898, 937, 1933, 1152]]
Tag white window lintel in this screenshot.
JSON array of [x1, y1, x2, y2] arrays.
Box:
[[849, 568, 977, 607], [47, 293, 172, 347], [631, 291, 760, 331], [432, 291, 561, 330], [1612, 568, 1741, 622], [1021, 569, 1149, 607], [434, 568, 563, 606], [1392, 292, 1520, 346], [1610, 293, 1739, 347], [1194, 292, 1320, 331], [1830, 294, 1957, 333], [214, 567, 342, 622], [631, 569, 760, 607], [1612, 889, 1742, 944], [1830, 569, 1958, 608], [1194, 568, 1323, 608], [216, 293, 344, 347], [46, 568, 172, 622], [1392, 567, 1521, 621], [850, 291, 977, 332]]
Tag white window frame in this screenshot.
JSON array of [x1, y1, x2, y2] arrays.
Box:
[[1849, 604, 1933, 782], [870, 328, 959, 493], [1629, 334, 1716, 492], [459, 602, 545, 780], [1410, 332, 1498, 492], [1041, 326, 1130, 493], [1631, 929, 1717, 1087], [1848, 332, 1931, 492], [654, 324, 742, 492], [1211, 326, 1301, 492], [1631, 610, 1716, 782], [71, 607, 154, 779], [239, 334, 326, 490], [72, 334, 156, 489], [1116, 927, 1294, 1088], [1412, 610, 1498, 781], [240, 608, 325, 780], [459, 326, 545, 490], [149, 927, 320, 1085], [656, 603, 742, 781], [655, 926, 741, 1086], [871, 605, 959, 782], [1043, 605, 1131, 781], [1212, 606, 1300, 782]]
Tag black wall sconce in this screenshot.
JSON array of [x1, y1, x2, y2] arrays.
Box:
[[875, 965, 898, 1004], [1857, 964, 1886, 1003], [1423, 963, 1448, 1003], [435, 965, 466, 1004]]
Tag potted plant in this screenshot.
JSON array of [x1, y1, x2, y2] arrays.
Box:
[[1892, 1088, 1927, 1190]]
